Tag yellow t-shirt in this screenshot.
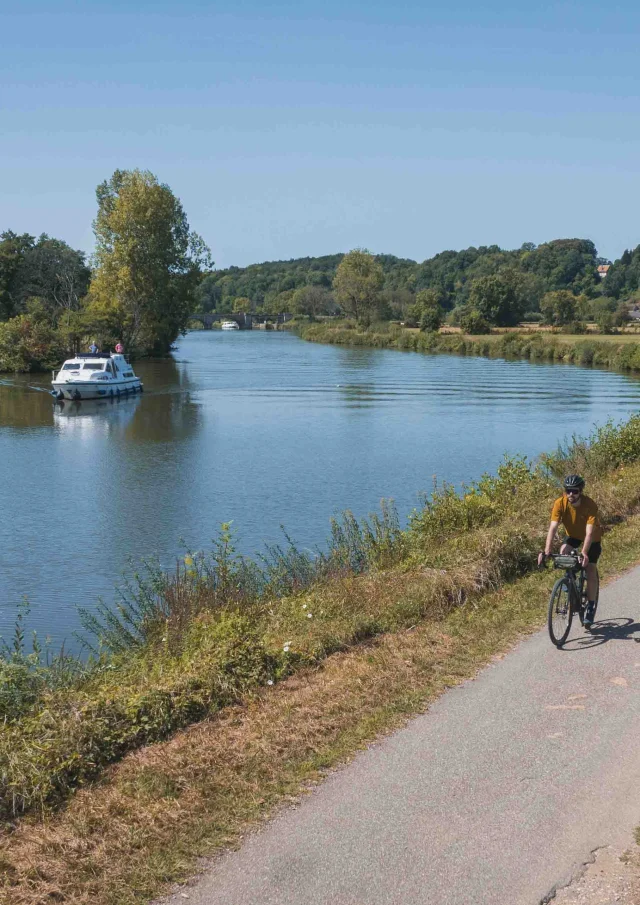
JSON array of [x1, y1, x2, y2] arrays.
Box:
[[550, 494, 602, 542]]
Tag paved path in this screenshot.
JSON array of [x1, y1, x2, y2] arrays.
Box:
[[164, 568, 640, 905]]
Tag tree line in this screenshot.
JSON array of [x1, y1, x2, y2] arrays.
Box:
[[4, 171, 640, 372], [0, 169, 211, 371], [196, 238, 640, 334]]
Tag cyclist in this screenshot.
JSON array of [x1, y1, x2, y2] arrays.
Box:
[[538, 474, 602, 628]]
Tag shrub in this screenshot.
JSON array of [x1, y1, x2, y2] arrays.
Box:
[[419, 307, 443, 332], [561, 320, 587, 334], [595, 311, 615, 334], [460, 309, 491, 334], [0, 315, 65, 372]]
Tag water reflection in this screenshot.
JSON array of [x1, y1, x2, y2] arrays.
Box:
[[124, 391, 200, 443], [53, 395, 141, 434], [0, 383, 54, 430]]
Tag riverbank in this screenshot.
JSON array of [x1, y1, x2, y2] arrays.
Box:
[[296, 321, 640, 372], [3, 417, 640, 902]]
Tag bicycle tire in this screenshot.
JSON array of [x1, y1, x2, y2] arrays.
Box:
[[548, 576, 573, 647]]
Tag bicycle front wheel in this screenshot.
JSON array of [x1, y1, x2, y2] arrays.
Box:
[[548, 576, 573, 647]]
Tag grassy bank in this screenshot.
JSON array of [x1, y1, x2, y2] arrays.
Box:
[[296, 321, 640, 372], [2, 415, 640, 834], [3, 471, 640, 904]]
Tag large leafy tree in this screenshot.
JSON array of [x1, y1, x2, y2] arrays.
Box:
[[333, 248, 384, 324], [291, 285, 337, 317], [0, 231, 35, 320], [469, 270, 527, 327], [12, 235, 90, 325], [540, 290, 578, 325], [89, 169, 212, 354]]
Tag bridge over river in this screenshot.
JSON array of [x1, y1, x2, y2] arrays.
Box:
[[189, 312, 292, 329]]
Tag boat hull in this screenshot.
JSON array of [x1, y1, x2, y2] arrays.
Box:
[[51, 380, 143, 401]]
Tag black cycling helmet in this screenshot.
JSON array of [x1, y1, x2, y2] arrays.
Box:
[[563, 474, 585, 491]]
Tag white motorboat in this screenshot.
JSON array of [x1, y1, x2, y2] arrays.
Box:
[[51, 352, 143, 401], [221, 320, 240, 330]]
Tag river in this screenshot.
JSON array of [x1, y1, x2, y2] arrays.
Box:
[[1, 330, 639, 647]]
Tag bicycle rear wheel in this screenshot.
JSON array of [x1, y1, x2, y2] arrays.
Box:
[[548, 576, 573, 647]]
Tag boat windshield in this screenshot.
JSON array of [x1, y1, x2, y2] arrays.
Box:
[[82, 363, 104, 370], [62, 363, 81, 370]]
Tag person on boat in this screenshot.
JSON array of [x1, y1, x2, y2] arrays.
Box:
[[89, 341, 99, 353], [115, 341, 124, 354]]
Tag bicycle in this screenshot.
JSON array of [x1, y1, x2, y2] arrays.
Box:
[[545, 552, 600, 647]]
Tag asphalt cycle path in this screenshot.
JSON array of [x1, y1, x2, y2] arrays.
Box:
[[162, 566, 640, 905]]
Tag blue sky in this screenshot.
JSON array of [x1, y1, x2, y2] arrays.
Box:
[[1, 1, 639, 267]]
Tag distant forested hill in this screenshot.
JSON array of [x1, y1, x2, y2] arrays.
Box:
[[194, 238, 606, 319]]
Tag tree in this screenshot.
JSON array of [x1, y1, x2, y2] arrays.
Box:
[[419, 306, 442, 332], [232, 296, 251, 313], [459, 309, 491, 334], [88, 169, 212, 354], [540, 290, 578, 326], [614, 300, 631, 327], [0, 231, 34, 321], [469, 271, 526, 326], [291, 285, 336, 317], [409, 288, 443, 331], [12, 235, 90, 326], [0, 313, 64, 372], [194, 273, 223, 313], [333, 248, 384, 325]]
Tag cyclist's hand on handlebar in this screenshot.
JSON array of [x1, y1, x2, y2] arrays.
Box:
[[537, 551, 547, 567]]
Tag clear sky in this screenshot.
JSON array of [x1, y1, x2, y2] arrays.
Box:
[[2, 1, 639, 267]]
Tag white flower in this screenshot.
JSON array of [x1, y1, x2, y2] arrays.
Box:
[[283, 644, 290, 652], [267, 679, 274, 686], [307, 613, 313, 619], [302, 603, 307, 609]]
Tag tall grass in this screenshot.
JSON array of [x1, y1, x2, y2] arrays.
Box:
[[297, 322, 640, 373]]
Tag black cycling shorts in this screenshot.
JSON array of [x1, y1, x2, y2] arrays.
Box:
[[564, 537, 602, 564]]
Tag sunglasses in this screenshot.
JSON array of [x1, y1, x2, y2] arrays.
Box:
[[566, 489, 582, 495]]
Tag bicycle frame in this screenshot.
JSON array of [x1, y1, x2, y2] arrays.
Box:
[[560, 563, 587, 620], [547, 550, 599, 646]]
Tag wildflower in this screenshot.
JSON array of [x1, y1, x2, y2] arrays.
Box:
[[184, 555, 194, 567], [307, 613, 313, 619], [267, 679, 274, 686], [283, 642, 291, 652], [302, 603, 307, 609]]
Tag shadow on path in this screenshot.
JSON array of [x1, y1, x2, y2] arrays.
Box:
[[562, 616, 640, 652]]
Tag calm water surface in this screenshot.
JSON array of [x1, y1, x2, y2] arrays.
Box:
[[1, 330, 639, 645]]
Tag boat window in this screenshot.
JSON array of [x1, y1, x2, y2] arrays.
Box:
[[124, 371, 133, 377], [106, 362, 114, 375], [83, 363, 104, 370], [62, 363, 80, 370]]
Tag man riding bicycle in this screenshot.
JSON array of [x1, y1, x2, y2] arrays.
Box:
[[538, 474, 602, 628]]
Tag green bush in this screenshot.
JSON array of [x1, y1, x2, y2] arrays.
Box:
[[561, 320, 587, 334], [0, 315, 65, 372], [459, 309, 492, 335], [419, 307, 443, 332]]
